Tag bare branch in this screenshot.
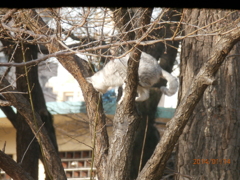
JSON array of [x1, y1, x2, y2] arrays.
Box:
[[0, 99, 12, 106], [1, 8, 18, 22], [18, 9, 109, 180], [0, 77, 67, 180], [137, 18, 240, 180], [0, 50, 74, 67], [20, 122, 45, 164], [1, 22, 53, 41], [0, 32, 225, 68], [0, 150, 34, 180], [1, 7, 239, 180], [104, 8, 153, 179], [0, 105, 18, 128]]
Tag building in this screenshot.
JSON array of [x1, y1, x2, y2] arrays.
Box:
[[0, 101, 175, 180], [0, 53, 178, 180]]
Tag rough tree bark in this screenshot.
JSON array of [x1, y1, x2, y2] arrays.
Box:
[[103, 8, 155, 180], [14, 43, 40, 179], [0, 40, 59, 180], [129, 8, 182, 179], [136, 10, 240, 180], [18, 9, 109, 180], [0, 150, 34, 180], [1, 8, 240, 180], [176, 9, 240, 179], [18, 8, 155, 180], [0, 9, 59, 179], [0, 77, 67, 180]]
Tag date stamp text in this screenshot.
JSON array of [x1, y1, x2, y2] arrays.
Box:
[[193, 159, 231, 164]]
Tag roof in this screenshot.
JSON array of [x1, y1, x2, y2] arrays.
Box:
[[0, 101, 175, 119]]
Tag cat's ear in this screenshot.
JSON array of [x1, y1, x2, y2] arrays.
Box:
[[86, 77, 92, 84]]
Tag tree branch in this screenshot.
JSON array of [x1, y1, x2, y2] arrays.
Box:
[[0, 32, 223, 68], [104, 8, 154, 179], [0, 99, 12, 106], [18, 9, 109, 180], [0, 150, 34, 180], [0, 95, 18, 128], [0, 106, 18, 128], [0, 77, 67, 180], [136, 18, 240, 180], [1, 9, 18, 23]]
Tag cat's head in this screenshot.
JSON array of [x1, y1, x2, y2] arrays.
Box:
[[86, 76, 108, 94]]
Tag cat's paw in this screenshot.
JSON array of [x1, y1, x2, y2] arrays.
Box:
[[135, 96, 147, 102], [118, 97, 123, 105]]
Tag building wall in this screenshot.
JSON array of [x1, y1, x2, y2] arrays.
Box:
[[0, 103, 174, 180], [0, 127, 16, 158]]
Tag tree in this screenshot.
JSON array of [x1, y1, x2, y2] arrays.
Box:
[[0, 10, 59, 179], [0, 7, 240, 180], [176, 9, 240, 179]]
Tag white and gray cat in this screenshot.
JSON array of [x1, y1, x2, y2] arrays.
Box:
[[86, 52, 178, 104]]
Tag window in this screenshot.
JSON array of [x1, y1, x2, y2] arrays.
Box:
[[59, 151, 97, 180], [64, 92, 74, 101]]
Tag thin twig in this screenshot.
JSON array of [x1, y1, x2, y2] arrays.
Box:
[[171, 11, 184, 41], [227, 54, 240, 58], [0, 32, 225, 68], [0, 141, 5, 178], [1, 9, 18, 23], [183, 10, 237, 39], [2, 141, 6, 152], [138, 116, 149, 173], [0, 91, 28, 94], [56, 128, 93, 149], [0, 67, 11, 83], [20, 122, 45, 164]]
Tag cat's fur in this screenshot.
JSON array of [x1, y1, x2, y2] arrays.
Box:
[[86, 52, 178, 104]]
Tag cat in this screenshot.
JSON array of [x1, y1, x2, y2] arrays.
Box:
[[86, 52, 178, 104]]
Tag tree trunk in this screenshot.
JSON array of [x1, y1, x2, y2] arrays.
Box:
[[17, 9, 109, 180], [1, 40, 59, 180], [0, 77, 67, 180], [4, 8, 240, 180], [137, 10, 240, 180], [130, 8, 182, 179], [1, 42, 40, 179], [176, 9, 240, 179], [0, 150, 34, 180], [104, 8, 154, 179]]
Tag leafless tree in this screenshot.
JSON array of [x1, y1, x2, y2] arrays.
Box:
[[176, 9, 240, 179], [0, 7, 239, 180]]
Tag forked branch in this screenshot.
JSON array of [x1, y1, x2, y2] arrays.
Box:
[[136, 19, 240, 180]]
